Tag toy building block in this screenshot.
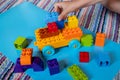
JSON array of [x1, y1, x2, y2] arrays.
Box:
[[96, 52, 110, 67], [79, 52, 90, 62], [45, 12, 59, 23], [14, 36, 28, 50], [47, 22, 58, 33], [62, 27, 83, 40], [95, 33, 105, 46], [67, 64, 88, 80], [32, 57, 44, 71], [56, 20, 65, 29], [35, 28, 59, 39], [20, 48, 33, 65], [81, 34, 93, 47], [65, 16, 79, 28], [14, 57, 44, 73], [47, 58, 60, 75]]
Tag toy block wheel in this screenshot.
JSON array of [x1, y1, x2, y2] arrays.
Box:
[[69, 39, 81, 49], [42, 46, 55, 57]]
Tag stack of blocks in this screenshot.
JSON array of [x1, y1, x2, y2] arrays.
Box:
[[67, 64, 88, 80], [95, 33, 105, 46], [79, 52, 90, 62], [14, 36, 28, 50], [14, 48, 44, 73], [81, 34, 93, 46], [45, 12, 65, 29], [47, 58, 60, 75]]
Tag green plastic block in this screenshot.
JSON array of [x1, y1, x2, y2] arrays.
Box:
[[67, 64, 88, 80], [14, 36, 28, 50], [81, 34, 93, 47]]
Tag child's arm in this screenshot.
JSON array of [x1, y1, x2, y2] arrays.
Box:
[[54, 0, 103, 21]]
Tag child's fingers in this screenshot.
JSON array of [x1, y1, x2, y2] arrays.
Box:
[[54, 3, 61, 13], [58, 10, 68, 21]]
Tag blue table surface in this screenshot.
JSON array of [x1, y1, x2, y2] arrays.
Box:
[[0, 2, 120, 80]]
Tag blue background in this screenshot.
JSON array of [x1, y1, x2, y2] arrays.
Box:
[[0, 2, 120, 80]]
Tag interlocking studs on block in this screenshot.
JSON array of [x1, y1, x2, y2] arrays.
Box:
[[79, 52, 90, 62], [47, 58, 60, 75], [95, 33, 105, 46], [67, 64, 88, 80], [20, 48, 33, 65], [14, 36, 28, 50]]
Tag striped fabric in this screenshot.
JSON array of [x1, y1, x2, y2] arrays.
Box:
[[0, 0, 120, 80], [0, 52, 32, 80]]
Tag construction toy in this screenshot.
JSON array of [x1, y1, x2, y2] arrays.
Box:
[[34, 15, 83, 57], [47, 22, 58, 33], [65, 15, 78, 28], [14, 36, 28, 50], [20, 48, 33, 65], [79, 52, 90, 62], [56, 20, 65, 29], [45, 12, 59, 23], [14, 57, 44, 73], [67, 64, 88, 80], [81, 34, 93, 46], [47, 58, 60, 75], [96, 52, 110, 67], [95, 33, 105, 46]]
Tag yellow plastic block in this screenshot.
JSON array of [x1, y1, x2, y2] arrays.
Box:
[[66, 16, 79, 28], [20, 48, 33, 65]]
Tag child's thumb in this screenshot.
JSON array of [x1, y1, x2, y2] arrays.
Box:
[[58, 11, 68, 21]]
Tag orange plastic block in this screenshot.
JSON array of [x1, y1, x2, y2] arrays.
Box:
[[62, 27, 83, 40], [20, 48, 33, 65], [35, 28, 59, 39], [95, 33, 105, 46]]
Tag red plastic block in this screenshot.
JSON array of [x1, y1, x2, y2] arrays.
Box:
[[79, 52, 89, 62], [47, 22, 58, 33]]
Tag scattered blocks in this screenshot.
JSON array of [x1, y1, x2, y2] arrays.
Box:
[[96, 52, 110, 67], [67, 64, 88, 80], [47, 58, 60, 75], [81, 34, 93, 47], [65, 16, 79, 28], [45, 12, 59, 23], [47, 22, 58, 33], [79, 52, 90, 62], [95, 33, 105, 46], [14, 57, 44, 73], [20, 48, 33, 65], [14, 36, 28, 50]]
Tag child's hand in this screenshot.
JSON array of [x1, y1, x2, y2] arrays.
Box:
[[54, 1, 79, 21]]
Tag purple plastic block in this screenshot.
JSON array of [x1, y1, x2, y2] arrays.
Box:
[[32, 57, 44, 71], [14, 58, 24, 73], [47, 58, 60, 75], [14, 57, 44, 73]]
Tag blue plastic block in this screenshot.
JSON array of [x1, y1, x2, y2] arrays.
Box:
[[47, 58, 60, 75], [45, 12, 59, 24], [56, 20, 65, 29], [96, 52, 110, 67], [32, 57, 44, 71]]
